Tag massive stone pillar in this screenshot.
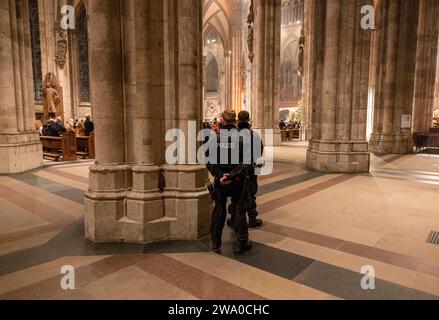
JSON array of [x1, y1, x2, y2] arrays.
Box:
[[300, 0, 314, 141], [252, 0, 281, 145], [231, 26, 243, 111], [85, 0, 210, 243], [306, 0, 372, 173], [84, 0, 129, 241], [0, 0, 42, 174], [412, 0, 439, 133], [369, 0, 420, 154]]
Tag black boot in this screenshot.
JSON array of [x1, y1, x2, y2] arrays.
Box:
[[248, 218, 263, 228], [234, 240, 253, 254], [211, 240, 222, 251]]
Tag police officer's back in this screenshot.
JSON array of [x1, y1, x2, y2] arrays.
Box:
[[227, 110, 263, 228], [205, 110, 252, 254]]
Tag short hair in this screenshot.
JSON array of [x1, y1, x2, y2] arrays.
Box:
[[238, 110, 250, 123], [48, 112, 56, 119], [221, 110, 237, 124]]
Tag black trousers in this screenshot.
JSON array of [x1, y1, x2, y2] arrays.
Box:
[[228, 175, 259, 221], [211, 180, 249, 244]]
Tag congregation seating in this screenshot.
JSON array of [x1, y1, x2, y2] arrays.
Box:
[[40, 130, 77, 161], [40, 131, 96, 161], [281, 128, 301, 142], [76, 132, 95, 159], [413, 128, 439, 151]]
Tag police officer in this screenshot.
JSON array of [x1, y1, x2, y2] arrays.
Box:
[[205, 110, 252, 254], [227, 111, 263, 228]]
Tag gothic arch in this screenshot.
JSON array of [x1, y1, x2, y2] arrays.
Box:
[[206, 54, 219, 93]]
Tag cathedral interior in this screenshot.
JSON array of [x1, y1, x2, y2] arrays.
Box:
[[0, 0, 439, 301]]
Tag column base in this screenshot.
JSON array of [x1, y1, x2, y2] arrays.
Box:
[[163, 164, 212, 240], [0, 132, 43, 174], [306, 140, 370, 173], [84, 164, 131, 242], [301, 127, 312, 141], [369, 132, 413, 154], [85, 164, 212, 244]]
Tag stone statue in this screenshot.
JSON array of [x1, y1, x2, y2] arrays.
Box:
[[43, 73, 64, 120], [298, 28, 305, 77], [247, 0, 255, 63]]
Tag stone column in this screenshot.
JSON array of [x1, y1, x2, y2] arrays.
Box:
[[300, 0, 314, 141], [252, 0, 281, 145], [306, 0, 372, 173], [412, 0, 439, 133], [231, 26, 242, 111], [435, 34, 439, 114], [85, 0, 210, 244], [162, 0, 211, 241], [369, 0, 420, 154], [84, 0, 130, 242], [224, 51, 231, 110], [0, 0, 42, 174]]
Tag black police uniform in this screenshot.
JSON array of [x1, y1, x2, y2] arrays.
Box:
[[206, 123, 250, 252], [228, 121, 263, 227]]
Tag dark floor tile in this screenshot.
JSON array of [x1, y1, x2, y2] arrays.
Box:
[[89, 254, 149, 276], [408, 290, 439, 300], [85, 242, 145, 255], [142, 240, 209, 254], [52, 189, 84, 204], [217, 229, 315, 279], [337, 242, 422, 271], [47, 218, 85, 244], [0, 275, 64, 300], [10, 173, 82, 199], [0, 245, 61, 277], [259, 171, 323, 195], [49, 238, 95, 256], [262, 222, 344, 249], [294, 261, 436, 300]]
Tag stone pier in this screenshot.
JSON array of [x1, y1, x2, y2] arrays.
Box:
[[0, 0, 42, 174], [306, 0, 372, 173], [84, 0, 211, 243]]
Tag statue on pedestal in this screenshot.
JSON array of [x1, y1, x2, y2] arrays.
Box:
[[298, 28, 305, 77], [43, 73, 64, 121]]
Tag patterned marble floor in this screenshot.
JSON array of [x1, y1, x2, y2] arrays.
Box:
[[0, 145, 438, 300]]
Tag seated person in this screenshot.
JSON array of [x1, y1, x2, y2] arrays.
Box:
[[65, 119, 75, 131], [42, 113, 67, 137], [279, 120, 286, 130], [75, 120, 86, 136], [84, 114, 94, 136]]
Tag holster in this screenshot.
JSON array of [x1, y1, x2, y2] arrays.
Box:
[[206, 181, 216, 202]]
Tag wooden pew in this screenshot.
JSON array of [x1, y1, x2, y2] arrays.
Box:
[[427, 128, 439, 148], [40, 130, 77, 161], [76, 132, 95, 159]]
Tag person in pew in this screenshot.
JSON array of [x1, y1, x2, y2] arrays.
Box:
[[42, 113, 67, 137], [35, 119, 43, 135], [84, 114, 94, 136], [65, 119, 75, 131], [75, 120, 86, 136]]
